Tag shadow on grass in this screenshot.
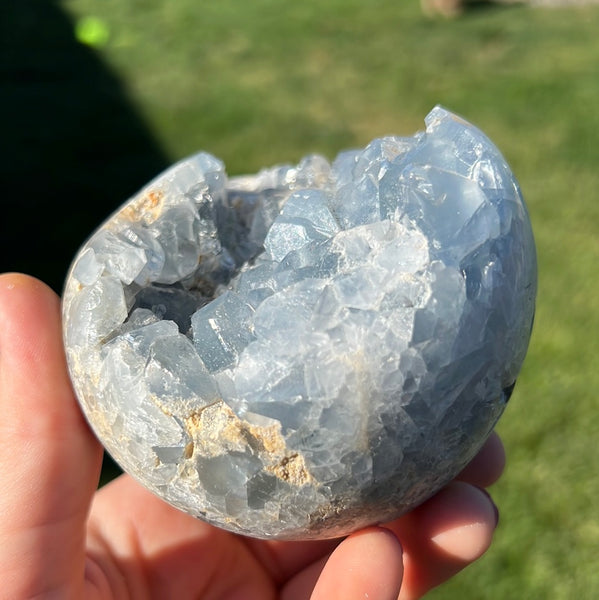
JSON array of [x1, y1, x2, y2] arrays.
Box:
[[423, 0, 526, 17], [465, 0, 526, 13], [0, 0, 169, 294], [1, 0, 171, 484]]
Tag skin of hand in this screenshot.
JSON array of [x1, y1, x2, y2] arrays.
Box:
[[0, 273, 504, 600]]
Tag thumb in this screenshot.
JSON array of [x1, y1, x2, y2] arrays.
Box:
[[0, 274, 103, 599]]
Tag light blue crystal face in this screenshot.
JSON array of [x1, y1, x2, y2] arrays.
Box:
[[63, 107, 536, 540]]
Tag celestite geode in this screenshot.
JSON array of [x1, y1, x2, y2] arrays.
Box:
[[63, 107, 536, 540]]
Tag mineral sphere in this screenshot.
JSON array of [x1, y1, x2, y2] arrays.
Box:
[[62, 106, 536, 540]]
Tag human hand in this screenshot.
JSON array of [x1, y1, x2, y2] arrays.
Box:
[[0, 273, 504, 600]]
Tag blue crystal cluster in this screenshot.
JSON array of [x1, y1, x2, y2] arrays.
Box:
[[63, 107, 536, 540]]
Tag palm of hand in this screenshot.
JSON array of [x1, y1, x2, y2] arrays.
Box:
[[0, 274, 503, 600]]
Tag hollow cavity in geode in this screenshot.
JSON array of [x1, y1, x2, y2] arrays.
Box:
[[62, 106, 536, 540]]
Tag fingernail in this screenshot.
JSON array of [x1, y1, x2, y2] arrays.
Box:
[[430, 485, 498, 561], [431, 521, 490, 561], [476, 486, 499, 527]]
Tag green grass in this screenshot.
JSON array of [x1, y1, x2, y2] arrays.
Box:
[[59, 1, 599, 597]]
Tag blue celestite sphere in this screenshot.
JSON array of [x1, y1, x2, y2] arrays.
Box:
[[62, 107, 536, 540]]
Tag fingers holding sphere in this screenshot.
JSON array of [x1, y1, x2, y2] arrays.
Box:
[[386, 481, 499, 600]]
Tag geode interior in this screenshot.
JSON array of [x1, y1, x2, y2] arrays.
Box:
[[62, 106, 536, 540]]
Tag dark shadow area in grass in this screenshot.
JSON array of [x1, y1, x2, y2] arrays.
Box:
[[464, 0, 526, 13], [1, 0, 172, 485], [423, 0, 526, 17], [0, 0, 170, 294]]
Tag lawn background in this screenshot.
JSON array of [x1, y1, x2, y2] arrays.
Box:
[[5, 0, 599, 597]]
